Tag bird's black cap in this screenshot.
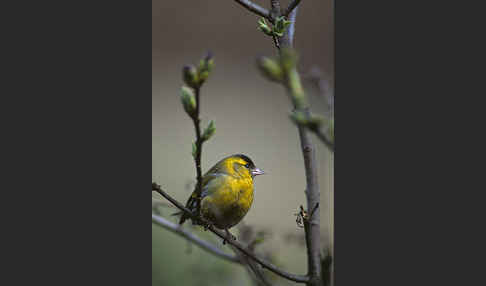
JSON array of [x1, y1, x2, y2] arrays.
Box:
[[233, 154, 256, 168]]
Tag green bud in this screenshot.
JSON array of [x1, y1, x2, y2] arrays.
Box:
[[206, 59, 214, 73], [275, 16, 291, 33], [258, 17, 273, 36], [197, 52, 214, 85], [275, 16, 285, 30], [269, 16, 291, 37], [288, 68, 307, 108], [283, 19, 291, 29], [204, 51, 214, 72], [256, 56, 283, 82], [201, 120, 216, 142], [259, 25, 273, 36], [182, 65, 199, 88], [257, 17, 266, 26], [180, 86, 196, 118], [199, 70, 210, 83]]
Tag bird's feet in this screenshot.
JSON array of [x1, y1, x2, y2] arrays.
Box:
[[202, 221, 213, 231], [222, 229, 236, 245]]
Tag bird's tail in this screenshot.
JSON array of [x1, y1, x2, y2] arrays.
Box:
[[176, 193, 199, 225], [171, 211, 182, 217], [179, 212, 190, 225]]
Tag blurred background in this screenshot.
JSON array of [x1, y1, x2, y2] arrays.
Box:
[[152, 1, 333, 285]]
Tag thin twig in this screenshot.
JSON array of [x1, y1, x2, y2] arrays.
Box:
[[302, 67, 335, 151], [283, 0, 302, 17], [152, 199, 174, 208], [152, 183, 309, 283], [313, 129, 334, 151], [268, 1, 282, 49], [152, 214, 240, 263], [270, 0, 281, 17], [233, 0, 272, 20], [278, 5, 297, 49], [304, 67, 334, 110], [236, 226, 273, 286], [287, 6, 298, 46], [192, 86, 204, 214]]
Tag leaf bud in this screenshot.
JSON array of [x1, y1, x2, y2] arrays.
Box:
[[256, 56, 283, 82], [201, 120, 216, 141], [182, 65, 199, 88], [180, 86, 196, 118]]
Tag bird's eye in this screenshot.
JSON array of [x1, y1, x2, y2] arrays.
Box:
[[245, 163, 250, 168]]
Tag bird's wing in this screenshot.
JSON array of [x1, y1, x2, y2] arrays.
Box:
[[179, 173, 229, 225], [201, 173, 232, 198]]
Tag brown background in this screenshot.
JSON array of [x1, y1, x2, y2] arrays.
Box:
[[152, 1, 333, 285]]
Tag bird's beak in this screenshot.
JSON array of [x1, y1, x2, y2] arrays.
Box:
[[251, 168, 265, 176]]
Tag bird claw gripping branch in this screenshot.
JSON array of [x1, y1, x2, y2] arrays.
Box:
[[222, 229, 237, 245], [202, 220, 213, 231]]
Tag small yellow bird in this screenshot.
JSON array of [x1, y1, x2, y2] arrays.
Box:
[[179, 154, 264, 241]]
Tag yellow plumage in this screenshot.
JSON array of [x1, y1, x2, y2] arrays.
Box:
[[179, 154, 264, 230]]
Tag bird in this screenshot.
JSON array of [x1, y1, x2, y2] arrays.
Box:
[[178, 154, 264, 243]]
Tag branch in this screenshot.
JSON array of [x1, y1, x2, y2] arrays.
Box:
[[235, 225, 274, 286], [152, 213, 240, 263], [286, 6, 298, 46], [181, 54, 214, 216], [273, 1, 324, 285], [192, 86, 203, 213], [229, 243, 273, 286], [283, 0, 302, 17], [233, 0, 272, 20], [312, 129, 334, 151], [302, 67, 335, 150], [297, 126, 322, 286], [152, 183, 309, 283], [304, 67, 334, 110], [269, 0, 281, 18]]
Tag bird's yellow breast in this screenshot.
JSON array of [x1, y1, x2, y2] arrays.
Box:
[[201, 175, 254, 229]]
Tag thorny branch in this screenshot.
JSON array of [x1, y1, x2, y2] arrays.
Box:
[[152, 183, 309, 283]]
